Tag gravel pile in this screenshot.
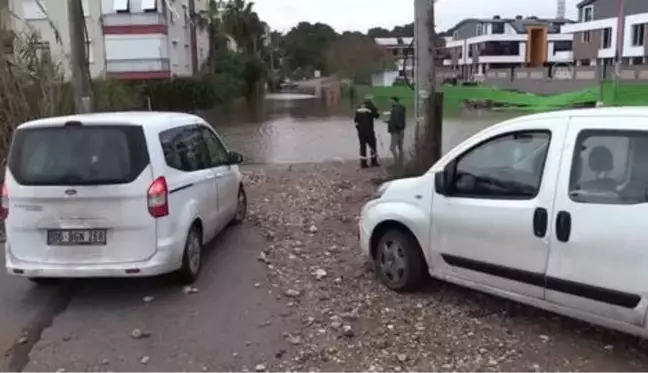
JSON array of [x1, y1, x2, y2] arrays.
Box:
[[243, 162, 648, 372]]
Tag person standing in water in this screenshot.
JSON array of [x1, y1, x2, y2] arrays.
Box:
[[387, 96, 406, 164], [354, 97, 380, 168]]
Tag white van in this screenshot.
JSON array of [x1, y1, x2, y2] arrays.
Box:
[[360, 107, 648, 338], [3, 112, 246, 284]]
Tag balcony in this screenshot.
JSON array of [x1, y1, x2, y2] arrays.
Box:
[[102, 12, 167, 34], [106, 58, 170, 80]]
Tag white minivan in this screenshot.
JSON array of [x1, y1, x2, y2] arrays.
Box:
[[360, 107, 648, 338], [3, 112, 246, 284]]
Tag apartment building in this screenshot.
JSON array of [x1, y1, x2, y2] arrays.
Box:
[[12, 0, 210, 80], [374, 37, 414, 80], [443, 16, 575, 77], [561, 0, 648, 67]]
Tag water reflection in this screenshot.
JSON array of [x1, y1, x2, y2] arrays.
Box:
[[198, 94, 519, 164]]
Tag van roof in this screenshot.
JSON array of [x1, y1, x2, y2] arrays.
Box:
[[495, 107, 648, 129], [17, 111, 203, 130]]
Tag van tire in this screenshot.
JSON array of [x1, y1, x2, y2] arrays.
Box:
[[231, 186, 247, 225], [176, 225, 202, 284], [373, 228, 425, 292]]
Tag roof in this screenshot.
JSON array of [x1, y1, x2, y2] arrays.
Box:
[[375, 37, 414, 46], [18, 111, 203, 129], [493, 107, 648, 130], [577, 0, 596, 8], [444, 17, 575, 35]]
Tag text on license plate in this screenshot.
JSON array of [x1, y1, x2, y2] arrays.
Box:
[[47, 229, 107, 246]]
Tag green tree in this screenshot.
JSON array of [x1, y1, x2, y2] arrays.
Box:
[[282, 22, 338, 75], [326, 33, 394, 85]]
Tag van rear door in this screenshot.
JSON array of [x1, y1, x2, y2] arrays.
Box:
[[5, 123, 157, 265]]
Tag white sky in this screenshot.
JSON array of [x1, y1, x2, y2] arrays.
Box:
[[254, 0, 581, 34]]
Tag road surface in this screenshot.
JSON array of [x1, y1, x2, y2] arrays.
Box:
[[0, 223, 299, 372]]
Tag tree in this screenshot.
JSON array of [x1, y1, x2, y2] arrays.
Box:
[[194, 0, 229, 73], [326, 33, 394, 85], [282, 22, 338, 75], [367, 27, 391, 38]]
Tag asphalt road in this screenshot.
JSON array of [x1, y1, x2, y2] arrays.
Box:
[[0, 223, 299, 372]]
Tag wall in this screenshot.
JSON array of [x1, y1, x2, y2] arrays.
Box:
[[483, 64, 648, 94], [12, 0, 106, 79], [572, 29, 603, 61], [583, 0, 648, 20]]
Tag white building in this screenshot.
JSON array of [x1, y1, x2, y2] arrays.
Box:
[[372, 37, 414, 87], [11, 0, 213, 80]]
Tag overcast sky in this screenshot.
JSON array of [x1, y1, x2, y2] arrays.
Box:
[[254, 0, 581, 34]]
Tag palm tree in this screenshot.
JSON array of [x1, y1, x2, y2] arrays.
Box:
[[193, 0, 230, 72]]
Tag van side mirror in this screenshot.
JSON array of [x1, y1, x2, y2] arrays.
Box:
[[227, 151, 244, 164], [435, 163, 455, 196]]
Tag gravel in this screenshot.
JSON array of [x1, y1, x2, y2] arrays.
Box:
[[244, 162, 648, 371]]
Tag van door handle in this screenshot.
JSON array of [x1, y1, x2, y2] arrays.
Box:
[[555, 210, 572, 242], [532, 207, 548, 238]]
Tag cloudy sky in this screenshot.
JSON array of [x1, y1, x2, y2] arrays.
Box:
[[254, 0, 581, 33]]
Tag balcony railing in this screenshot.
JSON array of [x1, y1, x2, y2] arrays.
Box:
[[106, 58, 170, 73], [102, 12, 166, 27]]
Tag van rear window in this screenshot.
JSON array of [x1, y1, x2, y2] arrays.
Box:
[[8, 125, 150, 186]]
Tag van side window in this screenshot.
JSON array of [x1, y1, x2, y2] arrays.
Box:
[[569, 130, 648, 205], [159, 125, 210, 172], [450, 130, 551, 199], [200, 126, 229, 167]]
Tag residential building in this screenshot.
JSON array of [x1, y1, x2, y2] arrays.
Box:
[[373, 37, 414, 86], [11, 0, 211, 80], [561, 0, 648, 67], [442, 16, 575, 77]]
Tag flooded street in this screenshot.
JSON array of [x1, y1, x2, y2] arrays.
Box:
[[200, 93, 518, 164]]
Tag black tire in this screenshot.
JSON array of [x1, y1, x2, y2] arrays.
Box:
[[28, 278, 60, 286], [231, 186, 247, 225], [373, 228, 426, 292], [176, 224, 203, 284]]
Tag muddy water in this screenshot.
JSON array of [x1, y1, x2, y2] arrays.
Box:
[[199, 94, 519, 164]]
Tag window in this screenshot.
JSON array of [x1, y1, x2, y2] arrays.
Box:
[[569, 130, 648, 205], [632, 24, 645, 46], [582, 31, 591, 43], [449, 131, 551, 199], [453, 31, 458, 40], [601, 27, 612, 48], [476, 23, 483, 36], [159, 125, 210, 172], [553, 40, 572, 53], [8, 125, 149, 186], [142, 0, 157, 12], [581, 5, 594, 22], [491, 22, 505, 35], [113, 0, 129, 13], [481, 41, 520, 56], [22, 0, 46, 20], [200, 127, 229, 167]]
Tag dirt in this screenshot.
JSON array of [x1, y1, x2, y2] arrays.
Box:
[[243, 162, 648, 372]]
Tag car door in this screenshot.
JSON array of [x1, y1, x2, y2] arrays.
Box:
[[199, 125, 239, 230], [159, 125, 219, 242], [431, 118, 567, 299], [546, 116, 648, 326]]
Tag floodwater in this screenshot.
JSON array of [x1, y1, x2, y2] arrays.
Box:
[[199, 93, 519, 164]]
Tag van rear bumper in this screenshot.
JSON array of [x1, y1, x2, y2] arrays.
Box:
[[5, 244, 182, 278]]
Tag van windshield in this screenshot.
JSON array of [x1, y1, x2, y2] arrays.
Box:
[[8, 125, 150, 186]]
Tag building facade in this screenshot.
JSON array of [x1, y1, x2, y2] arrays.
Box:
[[11, 0, 211, 80], [561, 0, 648, 68], [443, 16, 575, 77]]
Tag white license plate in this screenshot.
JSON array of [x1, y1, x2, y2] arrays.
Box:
[[47, 229, 107, 246]]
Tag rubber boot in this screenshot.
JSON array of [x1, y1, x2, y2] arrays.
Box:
[[371, 156, 380, 168], [360, 159, 369, 169]]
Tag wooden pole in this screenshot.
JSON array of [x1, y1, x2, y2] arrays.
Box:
[[68, 0, 92, 113]]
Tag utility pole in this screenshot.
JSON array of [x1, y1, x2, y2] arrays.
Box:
[[613, 0, 625, 105], [68, 0, 92, 113], [424, 0, 442, 165]]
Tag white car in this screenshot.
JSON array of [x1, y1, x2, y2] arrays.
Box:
[[3, 112, 246, 284], [360, 107, 648, 338]]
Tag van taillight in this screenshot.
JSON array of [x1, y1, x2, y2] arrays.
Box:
[[0, 184, 8, 220], [147, 177, 168, 218]]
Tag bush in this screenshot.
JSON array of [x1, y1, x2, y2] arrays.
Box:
[[142, 74, 241, 111]]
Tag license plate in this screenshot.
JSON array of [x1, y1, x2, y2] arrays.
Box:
[[47, 229, 107, 246]]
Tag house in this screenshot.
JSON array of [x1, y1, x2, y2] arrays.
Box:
[[560, 0, 648, 67], [10, 0, 213, 80], [442, 15, 575, 77], [373, 37, 414, 86]]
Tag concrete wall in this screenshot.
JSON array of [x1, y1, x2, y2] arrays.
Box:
[[483, 64, 648, 94]]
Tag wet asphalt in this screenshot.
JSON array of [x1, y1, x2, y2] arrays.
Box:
[[0, 223, 299, 372]]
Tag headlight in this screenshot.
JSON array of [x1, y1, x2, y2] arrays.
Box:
[[371, 181, 392, 200]]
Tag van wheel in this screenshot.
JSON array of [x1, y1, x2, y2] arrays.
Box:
[[28, 278, 60, 286], [176, 225, 202, 284], [231, 186, 247, 225], [373, 228, 425, 292]]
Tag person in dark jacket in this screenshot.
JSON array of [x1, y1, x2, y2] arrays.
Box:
[[354, 98, 380, 168], [387, 96, 406, 164]]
